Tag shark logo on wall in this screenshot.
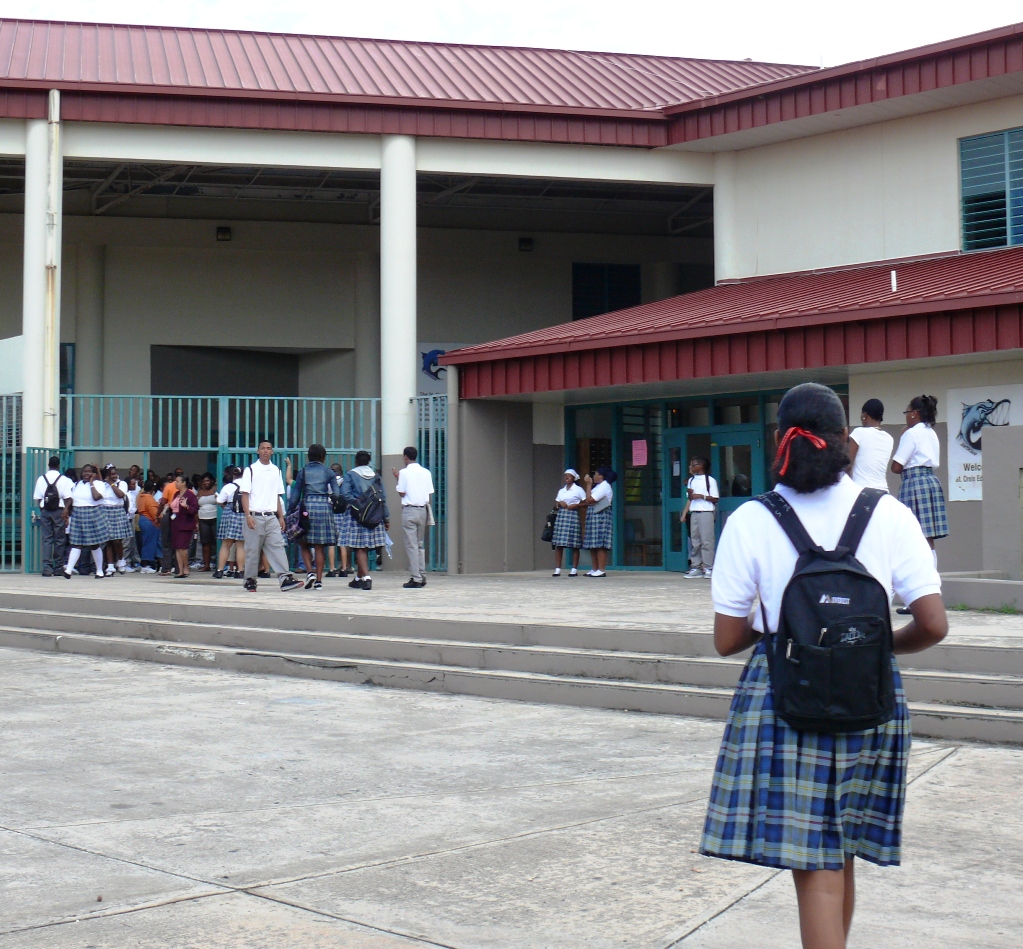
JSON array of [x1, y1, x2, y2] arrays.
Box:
[[957, 398, 1011, 454], [421, 348, 447, 381]]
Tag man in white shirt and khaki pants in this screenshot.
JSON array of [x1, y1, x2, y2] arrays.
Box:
[[392, 446, 435, 589], [238, 439, 302, 593]]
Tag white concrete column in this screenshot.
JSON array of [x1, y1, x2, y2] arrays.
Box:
[[75, 245, 105, 394], [713, 151, 738, 284], [21, 93, 62, 449], [354, 252, 381, 399], [379, 134, 417, 456]]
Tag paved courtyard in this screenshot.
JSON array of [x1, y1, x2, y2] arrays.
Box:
[[2, 633, 1022, 947]]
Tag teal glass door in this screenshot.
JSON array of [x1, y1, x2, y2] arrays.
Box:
[[712, 428, 765, 533], [663, 429, 688, 572]]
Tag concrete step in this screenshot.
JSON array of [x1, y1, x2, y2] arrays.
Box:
[[2, 624, 1022, 744], [4, 608, 1023, 709]]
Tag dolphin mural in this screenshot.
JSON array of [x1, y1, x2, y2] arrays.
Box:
[[957, 398, 1011, 454], [421, 348, 447, 381]]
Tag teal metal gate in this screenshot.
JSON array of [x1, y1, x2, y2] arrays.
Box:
[[414, 395, 447, 572], [0, 395, 21, 572]]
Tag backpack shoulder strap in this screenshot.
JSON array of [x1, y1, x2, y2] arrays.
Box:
[[754, 491, 816, 555], [837, 487, 886, 555]]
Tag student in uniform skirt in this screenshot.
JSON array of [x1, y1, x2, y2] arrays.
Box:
[[214, 466, 245, 579], [580, 466, 616, 577], [339, 450, 390, 591], [701, 383, 948, 949], [62, 465, 110, 579], [100, 464, 132, 575], [892, 394, 947, 553], [288, 443, 341, 590], [551, 468, 585, 577], [327, 462, 350, 578]]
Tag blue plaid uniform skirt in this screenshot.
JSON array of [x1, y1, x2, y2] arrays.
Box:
[[582, 506, 613, 549], [898, 466, 948, 539], [338, 509, 388, 548], [700, 640, 910, 871], [217, 509, 244, 541], [302, 495, 338, 545], [552, 508, 582, 548], [69, 506, 108, 547], [102, 505, 133, 541], [334, 512, 348, 542]]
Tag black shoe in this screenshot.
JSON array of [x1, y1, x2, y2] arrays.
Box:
[[313, 580, 322, 590], [338, 569, 348, 578], [279, 575, 303, 592], [212, 570, 223, 579], [419, 577, 426, 587], [41, 571, 53, 578], [325, 569, 338, 578], [244, 578, 257, 592], [304, 573, 316, 590], [258, 570, 271, 579], [403, 578, 425, 589], [62, 568, 72, 579], [348, 577, 362, 589], [361, 577, 372, 591], [895, 606, 911, 615]]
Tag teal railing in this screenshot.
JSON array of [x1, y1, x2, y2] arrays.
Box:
[[1, 396, 21, 572], [414, 395, 447, 572]]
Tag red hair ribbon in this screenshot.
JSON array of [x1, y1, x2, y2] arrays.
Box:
[[774, 427, 828, 476]]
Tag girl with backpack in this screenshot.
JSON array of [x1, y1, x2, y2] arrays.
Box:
[[287, 443, 342, 590], [339, 450, 390, 591], [213, 466, 245, 579], [700, 383, 948, 949]]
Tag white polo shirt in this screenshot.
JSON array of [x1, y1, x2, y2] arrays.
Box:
[[712, 473, 940, 634], [687, 474, 719, 512], [850, 426, 894, 490], [237, 461, 285, 513], [32, 470, 73, 508], [893, 422, 941, 470], [70, 480, 102, 507], [556, 483, 586, 505], [397, 462, 435, 506], [589, 481, 613, 513]]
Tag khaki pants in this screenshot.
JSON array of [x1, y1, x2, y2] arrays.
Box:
[[401, 505, 428, 581], [243, 514, 291, 582], [689, 510, 716, 569]]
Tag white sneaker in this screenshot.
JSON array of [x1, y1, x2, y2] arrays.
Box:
[[703, 567, 713, 579], [569, 568, 578, 577], [105, 564, 115, 576], [684, 568, 703, 578], [116, 560, 127, 574], [552, 568, 561, 577], [139, 566, 156, 574]]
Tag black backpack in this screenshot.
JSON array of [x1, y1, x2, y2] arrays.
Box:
[[230, 470, 249, 514], [42, 472, 61, 512], [756, 487, 896, 733], [349, 476, 385, 529]]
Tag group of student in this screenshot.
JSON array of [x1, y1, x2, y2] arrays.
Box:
[[550, 466, 616, 577], [34, 439, 436, 592]]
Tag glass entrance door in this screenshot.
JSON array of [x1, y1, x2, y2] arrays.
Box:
[[662, 425, 764, 572]]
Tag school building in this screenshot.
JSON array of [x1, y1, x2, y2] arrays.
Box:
[[3, 18, 1023, 576]]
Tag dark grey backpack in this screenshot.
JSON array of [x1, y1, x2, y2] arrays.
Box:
[[756, 487, 896, 733]]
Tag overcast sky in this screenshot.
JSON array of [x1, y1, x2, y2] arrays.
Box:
[[4, 1, 1022, 68]]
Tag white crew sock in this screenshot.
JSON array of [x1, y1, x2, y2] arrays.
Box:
[[65, 548, 81, 573], [92, 549, 105, 574]]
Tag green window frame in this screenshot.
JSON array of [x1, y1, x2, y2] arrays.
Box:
[[960, 128, 1023, 250]]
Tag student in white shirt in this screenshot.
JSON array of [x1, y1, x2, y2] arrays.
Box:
[[391, 445, 436, 588], [848, 398, 894, 491], [237, 440, 302, 593], [892, 394, 947, 557], [62, 465, 110, 579], [99, 464, 132, 575], [580, 467, 616, 577], [683, 456, 719, 579], [32, 455, 73, 576], [213, 465, 246, 579], [551, 468, 586, 577], [701, 383, 947, 948]]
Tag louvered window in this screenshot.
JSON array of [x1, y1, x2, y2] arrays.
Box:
[[960, 129, 1023, 250]]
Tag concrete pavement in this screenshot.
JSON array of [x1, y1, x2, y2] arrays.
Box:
[[2, 644, 1021, 948]]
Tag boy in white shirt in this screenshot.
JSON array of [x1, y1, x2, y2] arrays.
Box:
[[684, 457, 718, 579]]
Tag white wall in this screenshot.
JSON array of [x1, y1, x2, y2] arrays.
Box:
[[0, 334, 23, 392], [724, 94, 1023, 279]]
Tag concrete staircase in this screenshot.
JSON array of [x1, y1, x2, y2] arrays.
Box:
[[1, 590, 1021, 744]]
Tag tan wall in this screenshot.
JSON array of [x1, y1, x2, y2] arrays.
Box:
[[727, 94, 1023, 279], [982, 426, 1023, 580]]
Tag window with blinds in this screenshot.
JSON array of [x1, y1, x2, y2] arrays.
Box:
[[960, 129, 1023, 250]]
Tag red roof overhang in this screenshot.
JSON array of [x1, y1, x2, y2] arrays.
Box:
[[441, 248, 1023, 399]]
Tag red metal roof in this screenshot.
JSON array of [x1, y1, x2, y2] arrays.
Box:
[[443, 247, 1023, 365], [0, 19, 813, 115]]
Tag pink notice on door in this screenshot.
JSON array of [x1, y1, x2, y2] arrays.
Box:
[[631, 439, 648, 467]]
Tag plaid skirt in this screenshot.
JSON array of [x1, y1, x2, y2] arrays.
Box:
[[338, 509, 388, 548], [700, 640, 910, 871], [69, 506, 108, 547], [582, 506, 613, 549], [552, 508, 582, 548], [102, 505, 133, 541], [303, 495, 338, 545], [898, 466, 948, 539], [217, 509, 244, 541]]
